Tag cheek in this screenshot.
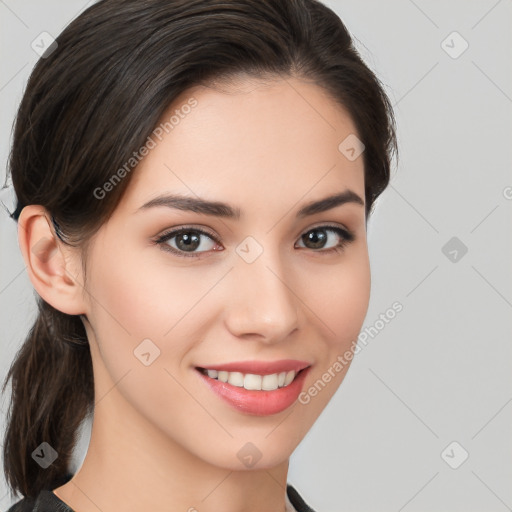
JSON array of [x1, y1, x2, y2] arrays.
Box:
[[83, 248, 204, 423], [84, 244, 227, 386], [292, 253, 370, 425], [304, 247, 371, 351], [87, 246, 201, 342]]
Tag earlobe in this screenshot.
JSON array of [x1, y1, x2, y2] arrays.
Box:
[[17, 205, 87, 316]]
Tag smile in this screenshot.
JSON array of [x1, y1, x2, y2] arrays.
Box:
[[198, 368, 297, 391], [195, 360, 311, 416]]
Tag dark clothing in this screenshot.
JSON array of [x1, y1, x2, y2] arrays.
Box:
[[6, 474, 316, 512]]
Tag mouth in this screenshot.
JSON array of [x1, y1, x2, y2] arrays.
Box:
[[195, 360, 311, 416], [196, 367, 304, 391]]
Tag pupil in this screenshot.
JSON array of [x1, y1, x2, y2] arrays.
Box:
[[305, 229, 326, 249], [178, 232, 200, 251]]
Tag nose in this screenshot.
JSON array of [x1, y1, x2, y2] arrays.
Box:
[[223, 247, 300, 344]]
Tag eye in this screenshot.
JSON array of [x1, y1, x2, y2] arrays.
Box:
[[295, 225, 354, 254], [154, 226, 221, 258], [154, 224, 355, 258]]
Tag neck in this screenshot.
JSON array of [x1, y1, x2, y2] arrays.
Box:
[[54, 371, 290, 512]]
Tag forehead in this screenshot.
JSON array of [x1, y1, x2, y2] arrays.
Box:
[[120, 76, 365, 214]]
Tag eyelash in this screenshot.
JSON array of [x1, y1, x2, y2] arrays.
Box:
[[153, 224, 355, 259]]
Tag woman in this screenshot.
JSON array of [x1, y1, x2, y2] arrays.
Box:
[[2, 0, 397, 510]]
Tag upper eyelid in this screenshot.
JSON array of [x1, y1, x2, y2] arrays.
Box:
[[155, 223, 354, 245], [157, 222, 352, 236], [156, 225, 220, 242]]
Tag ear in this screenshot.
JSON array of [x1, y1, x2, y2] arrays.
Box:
[[17, 205, 88, 316]]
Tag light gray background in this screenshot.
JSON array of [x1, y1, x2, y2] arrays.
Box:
[[1, 1, 511, 511]]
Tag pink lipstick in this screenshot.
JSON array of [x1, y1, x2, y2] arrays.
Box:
[[195, 359, 311, 416]]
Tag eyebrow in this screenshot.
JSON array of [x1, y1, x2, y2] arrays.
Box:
[[137, 189, 364, 219]]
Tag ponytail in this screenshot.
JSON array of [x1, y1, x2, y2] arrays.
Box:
[[2, 298, 94, 500]]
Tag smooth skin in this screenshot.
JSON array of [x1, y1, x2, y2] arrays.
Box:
[[18, 75, 370, 512]]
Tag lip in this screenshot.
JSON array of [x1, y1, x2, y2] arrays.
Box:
[[195, 361, 311, 416], [196, 359, 310, 375]]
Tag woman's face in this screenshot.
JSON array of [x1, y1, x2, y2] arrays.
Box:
[[78, 75, 370, 470]]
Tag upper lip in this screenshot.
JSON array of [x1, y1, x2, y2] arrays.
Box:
[[196, 359, 311, 375]]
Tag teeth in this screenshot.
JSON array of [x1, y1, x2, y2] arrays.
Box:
[[203, 369, 297, 390], [284, 370, 295, 386], [244, 373, 262, 390], [228, 371, 244, 387], [261, 373, 278, 390]]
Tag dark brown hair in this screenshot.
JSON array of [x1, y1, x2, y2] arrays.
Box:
[[1, 0, 397, 500]]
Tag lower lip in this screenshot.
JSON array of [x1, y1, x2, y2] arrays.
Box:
[[196, 368, 310, 416]]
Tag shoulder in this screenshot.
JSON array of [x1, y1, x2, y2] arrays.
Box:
[[5, 495, 36, 512], [286, 483, 317, 512], [8, 484, 310, 512], [6, 490, 74, 512]]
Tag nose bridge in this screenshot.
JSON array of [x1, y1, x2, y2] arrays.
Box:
[[224, 236, 299, 340]]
